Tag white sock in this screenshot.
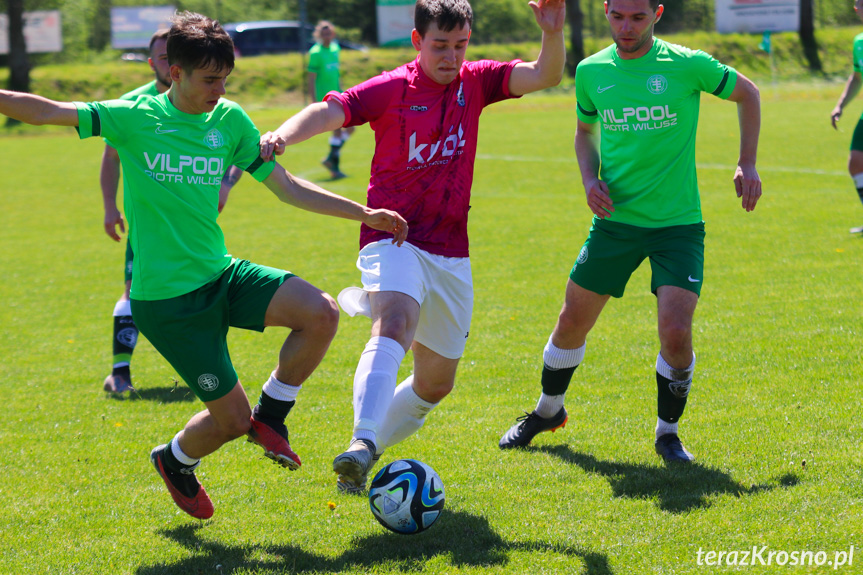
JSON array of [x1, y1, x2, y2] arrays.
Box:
[[377, 376, 438, 452], [113, 298, 132, 317], [543, 338, 585, 370], [340, 131, 351, 143], [329, 135, 343, 147], [171, 432, 200, 467], [853, 172, 863, 188], [535, 393, 565, 418], [351, 336, 406, 447], [261, 371, 301, 402], [655, 418, 679, 439]]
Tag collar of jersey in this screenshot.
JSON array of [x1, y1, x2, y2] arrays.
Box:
[[611, 36, 662, 67], [160, 91, 213, 123], [413, 55, 457, 92]]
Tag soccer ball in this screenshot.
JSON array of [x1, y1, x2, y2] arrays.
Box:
[[368, 459, 445, 534]]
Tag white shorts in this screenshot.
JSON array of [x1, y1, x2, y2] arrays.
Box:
[[337, 241, 473, 359]]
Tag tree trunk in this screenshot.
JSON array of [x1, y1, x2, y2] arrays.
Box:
[[799, 0, 822, 73], [565, 0, 584, 76], [6, 0, 30, 127]]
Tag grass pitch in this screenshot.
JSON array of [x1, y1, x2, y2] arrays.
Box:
[[0, 85, 861, 574]]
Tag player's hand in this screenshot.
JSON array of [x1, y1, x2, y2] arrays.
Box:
[[259, 131, 287, 162], [584, 178, 614, 219], [831, 106, 843, 130], [734, 162, 761, 212], [363, 208, 409, 247], [529, 0, 566, 33], [104, 207, 125, 242]]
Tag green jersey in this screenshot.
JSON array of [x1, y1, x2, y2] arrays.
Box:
[[853, 32, 863, 73], [75, 93, 275, 300], [308, 41, 342, 101], [121, 80, 161, 101], [576, 38, 738, 228]]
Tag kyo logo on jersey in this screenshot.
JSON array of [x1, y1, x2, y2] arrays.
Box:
[[143, 152, 226, 185], [407, 123, 466, 168], [597, 105, 678, 132]]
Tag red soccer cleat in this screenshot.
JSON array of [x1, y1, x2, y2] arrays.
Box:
[[246, 417, 302, 470], [150, 445, 214, 519]]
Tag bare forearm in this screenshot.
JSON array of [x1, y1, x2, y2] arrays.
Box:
[[265, 165, 368, 221], [0, 90, 78, 126], [534, 29, 566, 89], [575, 128, 601, 188], [100, 147, 121, 209], [274, 101, 344, 145], [736, 88, 761, 166], [837, 74, 862, 111]]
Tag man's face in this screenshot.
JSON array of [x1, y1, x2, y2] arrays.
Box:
[[412, 22, 471, 85], [170, 64, 230, 115], [605, 0, 663, 60], [319, 26, 335, 46], [149, 38, 171, 90]]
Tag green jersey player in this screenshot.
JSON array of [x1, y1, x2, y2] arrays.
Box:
[[100, 28, 245, 396], [499, 0, 762, 462], [0, 11, 407, 520], [307, 20, 354, 179], [830, 0, 863, 233]]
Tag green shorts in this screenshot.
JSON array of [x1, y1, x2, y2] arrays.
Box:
[[131, 259, 294, 402], [124, 239, 134, 283], [569, 219, 705, 298], [851, 116, 863, 152]]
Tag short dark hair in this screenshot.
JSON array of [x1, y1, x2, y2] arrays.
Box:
[[148, 28, 169, 53], [166, 11, 234, 73], [607, 0, 662, 11], [414, 0, 473, 37]]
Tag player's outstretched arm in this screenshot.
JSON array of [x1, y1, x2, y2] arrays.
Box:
[[263, 163, 408, 246], [0, 90, 78, 126], [259, 99, 346, 161], [831, 72, 862, 130], [508, 0, 566, 96], [101, 144, 124, 242], [727, 72, 762, 212], [575, 120, 613, 219]]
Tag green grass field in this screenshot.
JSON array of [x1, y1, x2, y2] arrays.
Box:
[[1, 85, 862, 574]]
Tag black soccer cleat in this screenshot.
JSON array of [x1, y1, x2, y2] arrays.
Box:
[[499, 407, 568, 449], [654, 433, 695, 463]]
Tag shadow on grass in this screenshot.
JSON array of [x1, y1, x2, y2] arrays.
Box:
[[123, 384, 196, 403], [535, 445, 799, 514], [138, 510, 613, 574]]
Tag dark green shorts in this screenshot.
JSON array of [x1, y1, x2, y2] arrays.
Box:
[[851, 116, 863, 152], [131, 259, 294, 402], [569, 219, 705, 298], [124, 239, 134, 283]]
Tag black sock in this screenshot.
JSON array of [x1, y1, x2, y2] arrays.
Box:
[[253, 393, 295, 436], [541, 365, 577, 396], [330, 143, 342, 171], [857, 187, 863, 204], [656, 372, 691, 424], [161, 442, 200, 497], [112, 315, 137, 367]]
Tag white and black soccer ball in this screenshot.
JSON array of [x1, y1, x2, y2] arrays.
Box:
[[368, 459, 445, 535]]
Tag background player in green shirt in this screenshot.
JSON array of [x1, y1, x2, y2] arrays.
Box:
[[307, 20, 354, 179], [0, 11, 407, 520], [830, 0, 863, 234], [100, 27, 245, 396], [499, 0, 762, 462]]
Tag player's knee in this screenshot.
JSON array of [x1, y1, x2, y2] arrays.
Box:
[[414, 378, 453, 404], [310, 292, 339, 338], [658, 322, 691, 355]]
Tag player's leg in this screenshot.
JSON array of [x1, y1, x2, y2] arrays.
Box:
[[248, 275, 340, 469], [334, 290, 418, 492], [648, 223, 704, 462], [323, 128, 347, 179], [499, 280, 608, 449], [654, 285, 698, 462], [104, 241, 138, 395], [500, 221, 639, 449], [847, 123, 863, 233]]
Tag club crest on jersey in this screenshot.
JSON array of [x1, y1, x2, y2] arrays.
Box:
[[647, 74, 668, 95], [457, 81, 465, 106], [204, 128, 225, 150], [576, 245, 588, 265]]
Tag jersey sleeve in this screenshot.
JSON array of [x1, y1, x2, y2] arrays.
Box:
[[327, 72, 399, 127], [574, 61, 599, 124], [469, 59, 522, 106], [230, 107, 275, 182], [689, 50, 737, 100], [853, 36, 863, 73], [74, 100, 131, 146]]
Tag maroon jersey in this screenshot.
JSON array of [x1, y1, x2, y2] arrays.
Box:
[[326, 56, 520, 257]]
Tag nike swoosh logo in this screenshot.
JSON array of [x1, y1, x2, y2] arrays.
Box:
[[688, 276, 701, 283], [596, 85, 616, 93], [155, 125, 178, 134]]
